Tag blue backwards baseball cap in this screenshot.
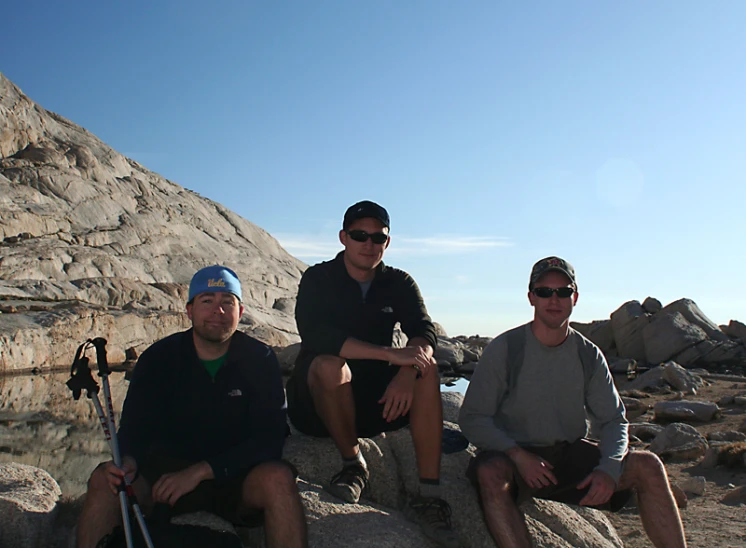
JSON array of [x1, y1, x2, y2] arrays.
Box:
[[188, 265, 242, 303]]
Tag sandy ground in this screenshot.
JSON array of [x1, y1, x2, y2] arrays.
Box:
[[607, 375, 746, 548]]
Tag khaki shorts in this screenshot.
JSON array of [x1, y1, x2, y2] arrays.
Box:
[[466, 438, 633, 512]]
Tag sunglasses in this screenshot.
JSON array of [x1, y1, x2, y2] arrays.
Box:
[[532, 286, 575, 299], [346, 230, 389, 245]]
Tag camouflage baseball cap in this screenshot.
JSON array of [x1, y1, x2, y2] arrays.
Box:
[[529, 256, 576, 289]]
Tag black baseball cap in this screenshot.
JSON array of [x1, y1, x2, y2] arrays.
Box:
[[343, 200, 390, 230], [529, 256, 576, 289]]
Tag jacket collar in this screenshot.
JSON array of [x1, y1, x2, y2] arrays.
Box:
[[182, 328, 239, 368]]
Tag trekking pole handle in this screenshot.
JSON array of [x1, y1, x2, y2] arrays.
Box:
[[91, 337, 111, 376]]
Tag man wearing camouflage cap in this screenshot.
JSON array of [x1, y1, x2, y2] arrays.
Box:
[[459, 257, 687, 548]]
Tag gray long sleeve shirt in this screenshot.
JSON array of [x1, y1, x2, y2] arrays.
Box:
[[458, 323, 629, 482]]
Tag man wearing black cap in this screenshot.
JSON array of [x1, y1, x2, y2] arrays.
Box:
[[77, 266, 307, 548], [287, 200, 460, 547], [458, 257, 687, 548]]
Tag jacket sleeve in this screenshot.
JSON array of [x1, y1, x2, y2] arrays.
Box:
[[117, 345, 167, 466], [584, 345, 629, 483], [206, 346, 288, 482], [396, 272, 437, 349], [458, 336, 517, 452], [294, 266, 349, 357]]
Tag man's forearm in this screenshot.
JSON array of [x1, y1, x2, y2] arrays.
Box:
[[407, 336, 434, 354], [192, 461, 215, 482], [339, 337, 394, 362]]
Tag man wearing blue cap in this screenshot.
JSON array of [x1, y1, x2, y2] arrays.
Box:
[[77, 265, 307, 548], [286, 200, 460, 548]]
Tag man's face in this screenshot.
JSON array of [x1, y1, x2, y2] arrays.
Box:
[[528, 271, 578, 329], [339, 217, 390, 272], [187, 292, 244, 344]]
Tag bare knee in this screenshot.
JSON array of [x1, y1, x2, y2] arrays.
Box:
[[622, 451, 669, 489], [242, 462, 299, 508], [475, 455, 516, 496], [308, 355, 350, 390], [245, 462, 297, 494], [86, 464, 114, 498]]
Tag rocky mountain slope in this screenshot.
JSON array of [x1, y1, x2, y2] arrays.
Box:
[[0, 73, 306, 371]]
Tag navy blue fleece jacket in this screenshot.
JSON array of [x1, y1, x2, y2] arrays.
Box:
[[117, 329, 287, 482]]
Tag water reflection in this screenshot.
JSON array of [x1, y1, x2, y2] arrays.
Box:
[[0, 370, 129, 498]]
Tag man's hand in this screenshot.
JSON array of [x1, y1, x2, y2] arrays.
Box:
[[104, 456, 138, 495], [152, 461, 214, 506], [577, 470, 616, 507], [385, 345, 437, 377], [378, 367, 418, 422], [507, 447, 558, 489]]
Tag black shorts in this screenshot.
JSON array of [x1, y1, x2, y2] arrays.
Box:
[[139, 454, 296, 526], [286, 357, 410, 438], [466, 439, 633, 512]]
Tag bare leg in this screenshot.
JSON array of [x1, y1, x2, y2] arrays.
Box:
[[409, 369, 443, 480], [76, 464, 152, 548], [240, 462, 308, 548], [475, 455, 531, 548], [618, 451, 687, 548], [307, 355, 359, 458]]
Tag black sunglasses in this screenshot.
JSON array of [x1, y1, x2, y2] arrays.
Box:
[[532, 286, 575, 299], [346, 230, 389, 245]]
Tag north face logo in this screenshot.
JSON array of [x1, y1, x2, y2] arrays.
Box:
[[228, 389, 242, 397], [381, 306, 393, 313]]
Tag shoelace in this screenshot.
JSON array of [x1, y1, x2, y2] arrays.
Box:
[[413, 497, 453, 528], [331, 465, 368, 488]]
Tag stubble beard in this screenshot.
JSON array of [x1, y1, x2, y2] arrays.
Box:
[[194, 323, 235, 345]]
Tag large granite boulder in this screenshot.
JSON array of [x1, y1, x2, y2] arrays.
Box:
[[0, 463, 62, 548], [642, 312, 708, 365], [649, 423, 708, 461], [610, 301, 649, 361], [570, 320, 616, 356], [641, 296, 663, 314], [0, 72, 306, 372], [658, 299, 728, 342], [722, 320, 746, 342]]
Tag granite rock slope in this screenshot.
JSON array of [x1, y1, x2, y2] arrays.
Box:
[[0, 73, 306, 370]]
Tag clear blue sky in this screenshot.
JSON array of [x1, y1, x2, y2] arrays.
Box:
[[3, 1, 745, 336]]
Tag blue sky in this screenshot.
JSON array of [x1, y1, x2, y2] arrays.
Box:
[[3, 1, 745, 336]]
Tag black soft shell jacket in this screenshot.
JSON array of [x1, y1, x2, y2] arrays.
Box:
[[294, 251, 438, 370], [117, 329, 287, 482]]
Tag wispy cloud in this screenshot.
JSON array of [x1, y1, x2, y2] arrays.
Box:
[[388, 235, 513, 255], [275, 234, 341, 259], [275, 233, 512, 259]]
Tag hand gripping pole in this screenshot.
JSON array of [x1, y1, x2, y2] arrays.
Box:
[[67, 339, 154, 548]]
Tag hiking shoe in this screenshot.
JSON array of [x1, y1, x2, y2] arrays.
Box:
[[325, 464, 369, 504], [404, 495, 461, 548]]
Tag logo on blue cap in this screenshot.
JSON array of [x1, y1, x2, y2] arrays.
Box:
[[188, 265, 242, 303]]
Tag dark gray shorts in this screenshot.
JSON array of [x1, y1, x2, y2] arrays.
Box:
[[286, 357, 410, 438], [139, 454, 297, 526], [466, 438, 633, 512]]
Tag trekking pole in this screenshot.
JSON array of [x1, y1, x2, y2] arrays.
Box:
[[89, 338, 155, 548], [66, 341, 153, 548]]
